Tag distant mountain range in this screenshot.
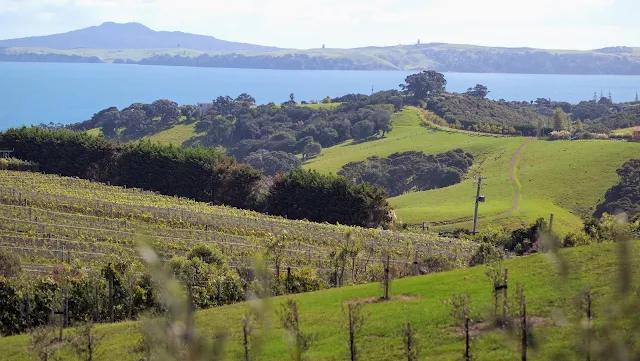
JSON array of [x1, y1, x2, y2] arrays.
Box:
[[0, 22, 277, 52], [1, 22, 640, 75]]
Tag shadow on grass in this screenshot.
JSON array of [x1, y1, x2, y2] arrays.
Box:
[[346, 134, 388, 146]]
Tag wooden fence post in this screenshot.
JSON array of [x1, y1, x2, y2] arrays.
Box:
[[522, 296, 527, 361], [586, 290, 592, 361], [503, 269, 509, 320], [465, 317, 471, 361]]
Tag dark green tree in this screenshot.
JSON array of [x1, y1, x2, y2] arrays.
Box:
[[400, 70, 446, 102], [465, 84, 490, 99], [303, 142, 322, 159], [351, 120, 375, 140]]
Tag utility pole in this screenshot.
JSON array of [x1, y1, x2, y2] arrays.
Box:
[[472, 176, 487, 235]]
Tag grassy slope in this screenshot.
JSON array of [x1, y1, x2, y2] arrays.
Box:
[[4, 44, 640, 70], [143, 122, 203, 146], [612, 127, 633, 134], [2, 242, 638, 361], [305, 107, 640, 233]]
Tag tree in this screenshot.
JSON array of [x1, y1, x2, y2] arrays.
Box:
[[635, 91, 639, 103], [400, 70, 446, 102], [401, 323, 419, 361], [202, 115, 235, 145], [29, 326, 62, 361], [278, 299, 316, 361], [235, 93, 256, 106], [553, 108, 568, 131], [303, 142, 322, 159], [71, 322, 103, 361], [180, 105, 200, 123], [465, 84, 490, 99], [351, 120, 375, 140], [370, 108, 392, 136], [322, 96, 331, 104], [0, 249, 21, 278], [344, 303, 368, 361], [289, 93, 296, 103], [150, 99, 181, 125], [187, 244, 225, 268], [244, 150, 301, 177], [598, 96, 613, 108], [213, 95, 237, 116], [572, 101, 609, 120]]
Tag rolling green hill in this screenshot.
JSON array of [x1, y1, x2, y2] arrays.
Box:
[[3, 43, 640, 74], [1, 241, 638, 361], [304, 107, 640, 233]]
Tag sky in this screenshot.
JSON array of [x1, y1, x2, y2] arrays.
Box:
[[0, 0, 638, 50]]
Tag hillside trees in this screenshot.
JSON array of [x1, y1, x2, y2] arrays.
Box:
[[465, 84, 489, 99], [266, 169, 392, 228], [400, 70, 447, 103], [245, 149, 301, 176], [572, 101, 610, 120], [149, 99, 181, 125], [0, 127, 392, 228], [595, 159, 640, 218], [338, 149, 473, 197], [553, 108, 568, 130]]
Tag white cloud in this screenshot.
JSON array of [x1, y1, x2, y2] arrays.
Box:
[[0, 0, 635, 49]]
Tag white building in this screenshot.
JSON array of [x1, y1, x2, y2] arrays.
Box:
[[197, 102, 214, 113]]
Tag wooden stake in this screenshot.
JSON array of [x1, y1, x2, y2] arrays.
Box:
[[522, 296, 527, 361], [465, 317, 471, 361]]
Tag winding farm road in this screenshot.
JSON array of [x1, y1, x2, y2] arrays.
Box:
[[434, 138, 534, 228], [486, 138, 534, 221]]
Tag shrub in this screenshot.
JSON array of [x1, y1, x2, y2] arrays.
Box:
[[0, 158, 39, 171], [548, 130, 571, 140], [562, 232, 593, 248], [0, 249, 22, 278], [610, 133, 632, 140]]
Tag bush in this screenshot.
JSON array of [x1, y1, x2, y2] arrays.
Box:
[[610, 133, 632, 140], [548, 130, 571, 140], [0, 158, 39, 171], [0, 249, 22, 278], [562, 232, 593, 248]]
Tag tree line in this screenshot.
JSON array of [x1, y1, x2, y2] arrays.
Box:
[[75, 91, 399, 176], [338, 149, 474, 197], [0, 127, 392, 228]]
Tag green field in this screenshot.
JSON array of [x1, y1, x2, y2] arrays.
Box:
[[611, 126, 634, 134], [305, 107, 640, 233], [1, 241, 637, 361], [143, 122, 204, 146]]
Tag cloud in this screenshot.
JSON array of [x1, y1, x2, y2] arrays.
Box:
[[0, 0, 634, 49]]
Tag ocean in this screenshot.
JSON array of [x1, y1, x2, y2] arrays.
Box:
[[1, 62, 639, 130]]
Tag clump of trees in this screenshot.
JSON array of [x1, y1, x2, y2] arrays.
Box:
[[595, 159, 640, 218], [338, 149, 473, 197], [266, 168, 391, 228], [0, 127, 392, 228]]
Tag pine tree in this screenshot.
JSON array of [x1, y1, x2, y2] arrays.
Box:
[[635, 91, 639, 103], [593, 92, 598, 102], [608, 91, 613, 103]]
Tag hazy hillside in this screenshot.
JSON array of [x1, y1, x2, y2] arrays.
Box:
[[2, 23, 639, 74], [0, 22, 278, 52]]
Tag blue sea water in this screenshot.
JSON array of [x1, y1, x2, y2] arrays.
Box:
[[1, 62, 639, 130]]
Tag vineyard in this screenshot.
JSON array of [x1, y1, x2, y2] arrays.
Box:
[[0, 170, 476, 281]]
